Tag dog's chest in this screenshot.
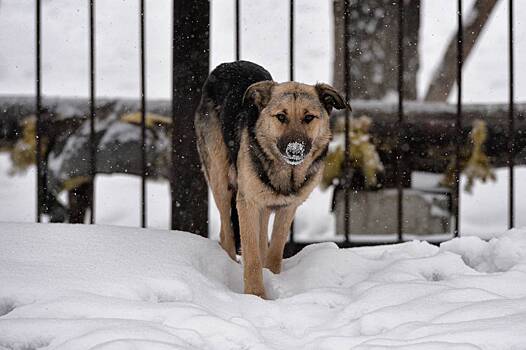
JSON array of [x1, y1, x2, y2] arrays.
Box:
[[237, 133, 322, 208]]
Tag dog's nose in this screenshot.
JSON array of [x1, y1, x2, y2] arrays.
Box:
[[278, 134, 312, 165], [286, 142, 305, 159]]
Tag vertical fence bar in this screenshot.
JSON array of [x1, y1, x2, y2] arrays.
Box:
[[289, 0, 294, 81], [140, 0, 147, 228], [35, 0, 42, 223], [171, 0, 209, 235], [396, 0, 404, 241], [89, 0, 96, 224], [343, 0, 351, 242], [508, 0, 515, 229], [289, 0, 295, 242], [454, 0, 463, 236], [235, 0, 240, 60], [171, 0, 176, 230]]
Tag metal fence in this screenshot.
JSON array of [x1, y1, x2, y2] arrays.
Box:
[[28, 0, 517, 254]]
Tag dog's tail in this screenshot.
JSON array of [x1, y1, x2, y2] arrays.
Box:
[[230, 192, 241, 253]]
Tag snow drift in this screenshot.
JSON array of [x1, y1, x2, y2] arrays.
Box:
[[1, 223, 526, 349]]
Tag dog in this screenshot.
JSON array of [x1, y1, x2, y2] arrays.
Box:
[[195, 61, 350, 298]]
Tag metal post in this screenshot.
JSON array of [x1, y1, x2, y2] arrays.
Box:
[[454, 0, 463, 236], [396, 0, 404, 241], [171, 0, 209, 236], [289, 0, 294, 82], [508, 0, 515, 229], [140, 0, 147, 228], [89, 0, 96, 224], [235, 0, 240, 61], [289, 0, 296, 242], [35, 0, 42, 223], [343, 0, 351, 242]]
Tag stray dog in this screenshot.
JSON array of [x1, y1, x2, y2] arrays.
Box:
[[195, 61, 350, 298]]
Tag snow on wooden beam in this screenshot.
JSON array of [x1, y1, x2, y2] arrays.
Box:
[[1, 96, 525, 170]]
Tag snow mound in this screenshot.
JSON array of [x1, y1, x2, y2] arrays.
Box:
[[1, 223, 526, 349], [440, 229, 526, 273]]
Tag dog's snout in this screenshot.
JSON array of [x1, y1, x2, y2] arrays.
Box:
[[278, 134, 312, 165], [286, 142, 305, 158]]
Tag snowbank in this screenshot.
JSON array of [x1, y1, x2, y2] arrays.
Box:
[[1, 223, 526, 349]]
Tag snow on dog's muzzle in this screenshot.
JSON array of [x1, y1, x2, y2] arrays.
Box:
[[285, 142, 305, 165], [278, 135, 312, 166]]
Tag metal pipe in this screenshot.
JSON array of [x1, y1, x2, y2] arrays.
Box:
[[89, 0, 96, 224], [396, 0, 405, 241], [454, 0, 463, 236], [35, 0, 42, 223], [343, 0, 351, 242], [140, 0, 147, 228], [289, 0, 296, 241], [508, 0, 515, 229], [235, 0, 240, 61]]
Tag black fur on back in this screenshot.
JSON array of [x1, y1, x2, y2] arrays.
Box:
[[200, 61, 272, 251], [201, 61, 272, 167]]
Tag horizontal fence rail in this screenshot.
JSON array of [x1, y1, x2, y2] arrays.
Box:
[[3, 97, 524, 137]]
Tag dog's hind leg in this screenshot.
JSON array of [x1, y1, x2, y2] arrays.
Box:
[[195, 108, 237, 261], [206, 150, 237, 261], [216, 189, 237, 261], [265, 205, 297, 274]]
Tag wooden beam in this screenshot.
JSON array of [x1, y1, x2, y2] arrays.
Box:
[[334, 100, 526, 171], [1, 97, 525, 171], [425, 0, 500, 101]]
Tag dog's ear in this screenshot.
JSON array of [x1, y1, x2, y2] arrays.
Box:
[[315, 83, 351, 113], [243, 81, 275, 110]]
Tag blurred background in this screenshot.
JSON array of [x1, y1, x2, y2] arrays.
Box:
[[0, 0, 524, 244]]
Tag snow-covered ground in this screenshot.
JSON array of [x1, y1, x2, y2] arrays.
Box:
[[0, 0, 525, 236], [1, 223, 526, 349], [2, 2, 526, 348]]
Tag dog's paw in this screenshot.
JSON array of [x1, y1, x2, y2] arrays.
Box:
[[219, 241, 238, 262], [244, 285, 267, 299], [264, 258, 282, 274]]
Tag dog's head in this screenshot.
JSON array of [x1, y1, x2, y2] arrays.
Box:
[[244, 81, 350, 166]]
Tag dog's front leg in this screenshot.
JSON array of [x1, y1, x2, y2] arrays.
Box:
[[266, 205, 297, 274], [237, 194, 266, 298]]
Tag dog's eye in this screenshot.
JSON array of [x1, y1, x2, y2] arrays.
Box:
[[275, 113, 288, 124], [303, 115, 316, 124]]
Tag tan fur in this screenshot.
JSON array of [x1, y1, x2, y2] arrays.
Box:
[[195, 106, 237, 260], [197, 79, 348, 298], [265, 204, 298, 274]]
